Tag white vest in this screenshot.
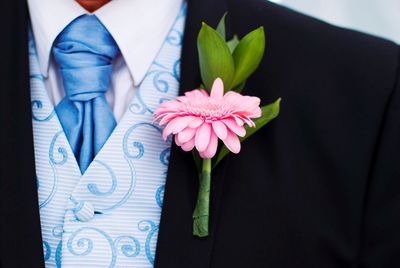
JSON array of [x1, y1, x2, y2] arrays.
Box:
[[29, 5, 186, 267]]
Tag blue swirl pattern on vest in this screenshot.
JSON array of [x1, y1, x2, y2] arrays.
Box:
[[29, 3, 186, 267], [53, 15, 119, 173]]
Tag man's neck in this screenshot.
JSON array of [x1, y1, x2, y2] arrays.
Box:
[[76, 0, 111, 12]]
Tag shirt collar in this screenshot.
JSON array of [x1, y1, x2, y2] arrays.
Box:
[[28, 0, 183, 86]]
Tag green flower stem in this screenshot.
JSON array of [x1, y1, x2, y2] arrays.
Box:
[[193, 158, 211, 237]]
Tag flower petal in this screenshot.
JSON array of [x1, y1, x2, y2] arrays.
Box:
[[210, 78, 224, 99], [176, 96, 188, 102], [236, 96, 261, 112], [188, 117, 204, 128], [162, 116, 192, 140], [184, 90, 197, 98], [212, 120, 227, 140], [195, 123, 211, 152], [174, 134, 182, 146], [181, 137, 195, 151], [194, 90, 207, 99], [250, 107, 262, 118], [158, 113, 179, 126], [177, 127, 197, 144], [233, 116, 244, 126], [200, 131, 218, 158], [240, 116, 256, 127], [222, 130, 241, 154], [158, 100, 182, 110], [223, 91, 242, 105], [173, 116, 195, 134], [222, 118, 246, 137], [199, 89, 209, 97]]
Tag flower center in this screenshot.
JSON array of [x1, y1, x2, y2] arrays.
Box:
[[185, 100, 232, 120]]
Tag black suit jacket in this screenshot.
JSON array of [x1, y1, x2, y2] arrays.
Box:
[[1, 0, 400, 267]]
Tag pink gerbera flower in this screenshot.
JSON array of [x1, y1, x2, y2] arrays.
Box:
[[154, 78, 262, 159]]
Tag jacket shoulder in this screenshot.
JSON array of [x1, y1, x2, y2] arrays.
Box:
[[227, 0, 400, 100]]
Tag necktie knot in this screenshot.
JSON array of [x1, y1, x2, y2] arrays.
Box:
[[53, 15, 120, 102], [53, 14, 119, 173]]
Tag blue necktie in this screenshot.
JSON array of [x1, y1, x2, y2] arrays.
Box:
[[53, 15, 120, 173]]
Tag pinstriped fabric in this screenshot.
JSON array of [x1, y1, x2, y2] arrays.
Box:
[[30, 4, 186, 267]]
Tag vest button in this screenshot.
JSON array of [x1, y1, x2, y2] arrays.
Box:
[[72, 200, 94, 222]]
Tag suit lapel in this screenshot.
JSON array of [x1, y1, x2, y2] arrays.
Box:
[[0, 0, 44, 267], [154, 0, 230, 267]]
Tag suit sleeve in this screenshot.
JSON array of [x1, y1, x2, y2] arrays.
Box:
[[359, 46, 400, 267]]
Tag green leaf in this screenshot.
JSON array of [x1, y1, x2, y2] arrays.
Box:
[[230, 27, 265, 90], [212, 98, 281, 169], [198, 22, 235, 91], [226, 35, 240, 53], [216, 12, 228, 40], [232, 80, 246, 93]]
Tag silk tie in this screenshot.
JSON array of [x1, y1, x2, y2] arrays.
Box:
[[53, 15, 120, 173]]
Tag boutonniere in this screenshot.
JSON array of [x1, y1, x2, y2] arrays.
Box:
[[155, 14, 281, 237]]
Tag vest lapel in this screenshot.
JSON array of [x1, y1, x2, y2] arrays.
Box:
[[0, 0, 45, 267], [154, 0, 230, 267]]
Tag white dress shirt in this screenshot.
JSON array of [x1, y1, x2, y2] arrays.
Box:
[[28, 0, 183, 121]]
